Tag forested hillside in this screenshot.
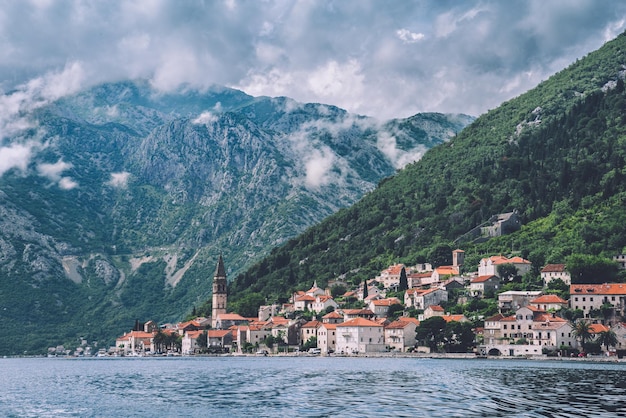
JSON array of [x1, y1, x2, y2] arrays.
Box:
[[228, 31, 626, 309]]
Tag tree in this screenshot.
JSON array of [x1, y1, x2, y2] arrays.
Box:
[[363, 279, 368, 299], [196, 331, 208, 351], [330, 284, 347, 298], [566, 254, 619, 284], [443, 321, 475, 353], [399, 267, 408, 291], [302, 336, 317, 351], [572, 320, 593, 350], [596, 330, 618, 353], [415, 316, 446, 351], [497, 263, 519, 282], [387, 304, 404, 320], [428, 244, 452, 268]]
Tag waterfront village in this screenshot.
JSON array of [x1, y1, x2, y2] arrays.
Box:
[[53, 214, 626, 359], [70, 243, 626, 360]]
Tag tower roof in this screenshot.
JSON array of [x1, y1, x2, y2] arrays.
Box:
[[214, 254, 226, 278]]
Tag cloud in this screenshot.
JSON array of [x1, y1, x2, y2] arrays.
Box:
[[192, 111, 219, 125], [376, 131, 427, 169], [304, 147, 336, 188], [0, 143, 33, 176], [0, 1, 625, 121], [58, 177, 79, 190], [396, 29, 426, 44], [37, 159, 78, 189], [107, 171, 131, 188]]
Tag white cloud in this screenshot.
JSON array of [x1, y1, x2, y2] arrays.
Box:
[[107, 171, 131, 188], [37, 160, 72, 181], [396, 29, 425, 44], [304, 147, 335, 188], [59, 176, 79, 190], [0, 143, 33, 176], [376, 131, 427, 169], [192, 111, 219, 125]]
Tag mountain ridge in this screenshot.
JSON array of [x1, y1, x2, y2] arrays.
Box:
[[0, 81, 472, 355]]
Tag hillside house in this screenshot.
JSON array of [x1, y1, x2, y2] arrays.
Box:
[[497, 290, 542, 312], [369, 297, 402, 317], [480, 211, 521, 238], [181, 330, 204, 355], [322, 310, 344, 324], [404, 288, 448, 309], [424, 305, 445, 319], [529, 294, 568, 312], [300, 320, 322, 346], [541, 264, 571, 286], [377, 264, 406, 290], [311, 295, 339, 313], [478, 255, 532, 278], [215, 313, 249, 329], [569, 283, 626, 320], [115, 331, 154, 354], [469, 275, 500, 297], [342, 309, 375, 321], [384, 319, 418, 352], [408, 272, 434, 288], [318, 323, 337, 354], [336, 317, 386, 354]]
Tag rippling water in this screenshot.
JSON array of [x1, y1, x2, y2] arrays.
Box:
[[0, 356, 625, 417]]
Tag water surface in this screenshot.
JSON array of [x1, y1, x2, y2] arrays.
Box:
[[0, 357, 624, 417]]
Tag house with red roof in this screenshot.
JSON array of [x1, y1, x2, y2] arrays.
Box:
[[478, 255, 532, 278], [322, 310, 344, 324], [300, 320, 322, 346], [540, 264, 571, 286], [529, 294, 568, 312], [469, 275, 500, 297], [497, 290, 542, 312], [569, 283, 626, 319], [404, 287, 448, 309], [115, 330, 154, 355], [336, 317, 386, 354], [311, 295, 339, 313], [369, 297, 402, 317], [384, 319, 417, 352], [342, 308, 375, 321], [318, 323, 337, 354], [377, 263, 406, 290], [423, 305, 445, 319]]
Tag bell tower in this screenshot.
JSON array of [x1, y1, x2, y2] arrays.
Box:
[[211, 254, 227, 328]]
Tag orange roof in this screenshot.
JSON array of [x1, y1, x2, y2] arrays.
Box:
[[471, 275, 498, 283], [507, 256, 531, 264], [217, 313, 247, 321], [428, 305, 445, 311], [570, 283, 626, 295], [296, 295, 316, 301], [372, 298, 402, 306], [541, 264, 566, 273], [337, 317, 383, 327], [531, 295, 568, 304], [442, 315, 467, 323], [302, 320, 322, 328], [406, 288, 426, 295], [435, 266, 459, 275], [534, 313, 567, 322], [267, 316, 289, 325], [185, 330, 204, 339], [385, 319, 416, 329], [485, 313, 505, 322], [382, 264, 405, 275], [323, 311, 343, 319], [208, 330, 231, 338], [342, 291, 357, 298], [316, 295, 333, 302], [401, 317, 421, 326], [342, 309, 374, 315], [320, 323, 337, 330], [589, 323, 610, 334]]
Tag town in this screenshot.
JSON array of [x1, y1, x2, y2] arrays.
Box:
[[77, 244, 626, 360]]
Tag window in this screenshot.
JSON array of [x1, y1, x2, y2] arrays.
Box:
[[590, 297, 594, 302], [504, 325, 507, 330], [582, 297, 586, 302], [518, 325, 521, 330], [574, 297, 578, 302]]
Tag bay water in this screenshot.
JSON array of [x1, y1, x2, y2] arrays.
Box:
[[0, 356, 624, 417]]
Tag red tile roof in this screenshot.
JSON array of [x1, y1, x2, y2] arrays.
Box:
[[570, 283, 626, 295], [471, 275, 498, 283], [531, 295, 568, 304], [337, 317, 383, 327], [541, 264, 566, 273]]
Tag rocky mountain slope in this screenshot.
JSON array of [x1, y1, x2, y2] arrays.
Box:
[[0, 80, 472, 354]]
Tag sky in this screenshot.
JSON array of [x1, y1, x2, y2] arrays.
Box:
[[0, 0, 625, 121]]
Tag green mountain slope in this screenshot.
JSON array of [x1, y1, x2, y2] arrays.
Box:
[[229, 31, 626, 306]]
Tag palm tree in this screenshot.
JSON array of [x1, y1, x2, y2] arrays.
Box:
[[596, 330, 618, 354], [572, 320, 593, 351]]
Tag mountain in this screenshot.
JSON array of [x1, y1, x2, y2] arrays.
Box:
[[0, 80, 472, 355], [229, 32, 626, 308]]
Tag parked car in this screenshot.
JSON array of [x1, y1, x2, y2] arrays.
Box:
[[308, 348, 321, 355], [256, 349, 269, 356]]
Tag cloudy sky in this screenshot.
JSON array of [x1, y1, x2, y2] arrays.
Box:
[[1, 0, 626, 121]]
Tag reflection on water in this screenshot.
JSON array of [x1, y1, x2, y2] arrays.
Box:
[[0, 357, 625, 417]]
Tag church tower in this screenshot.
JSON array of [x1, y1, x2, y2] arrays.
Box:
[[211, 254, 227, 329]]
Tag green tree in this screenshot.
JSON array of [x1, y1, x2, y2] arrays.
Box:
[[302, 336, 317, 351], [428, 244, 452, 268], [596, 330, 618, 353], [196, 331, 208, 351], [399, 267, 408, 291], [497, 263, 519, 282], [387, 304, 405, 320], [443, 321, 475, 353], [416, 316, 447, 352], [572, 319, 593, 350], [330, 284, 347, 298], [363, 279, 369, 299], [566, 254, 619, 284], [229, 292, 265, 317]]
